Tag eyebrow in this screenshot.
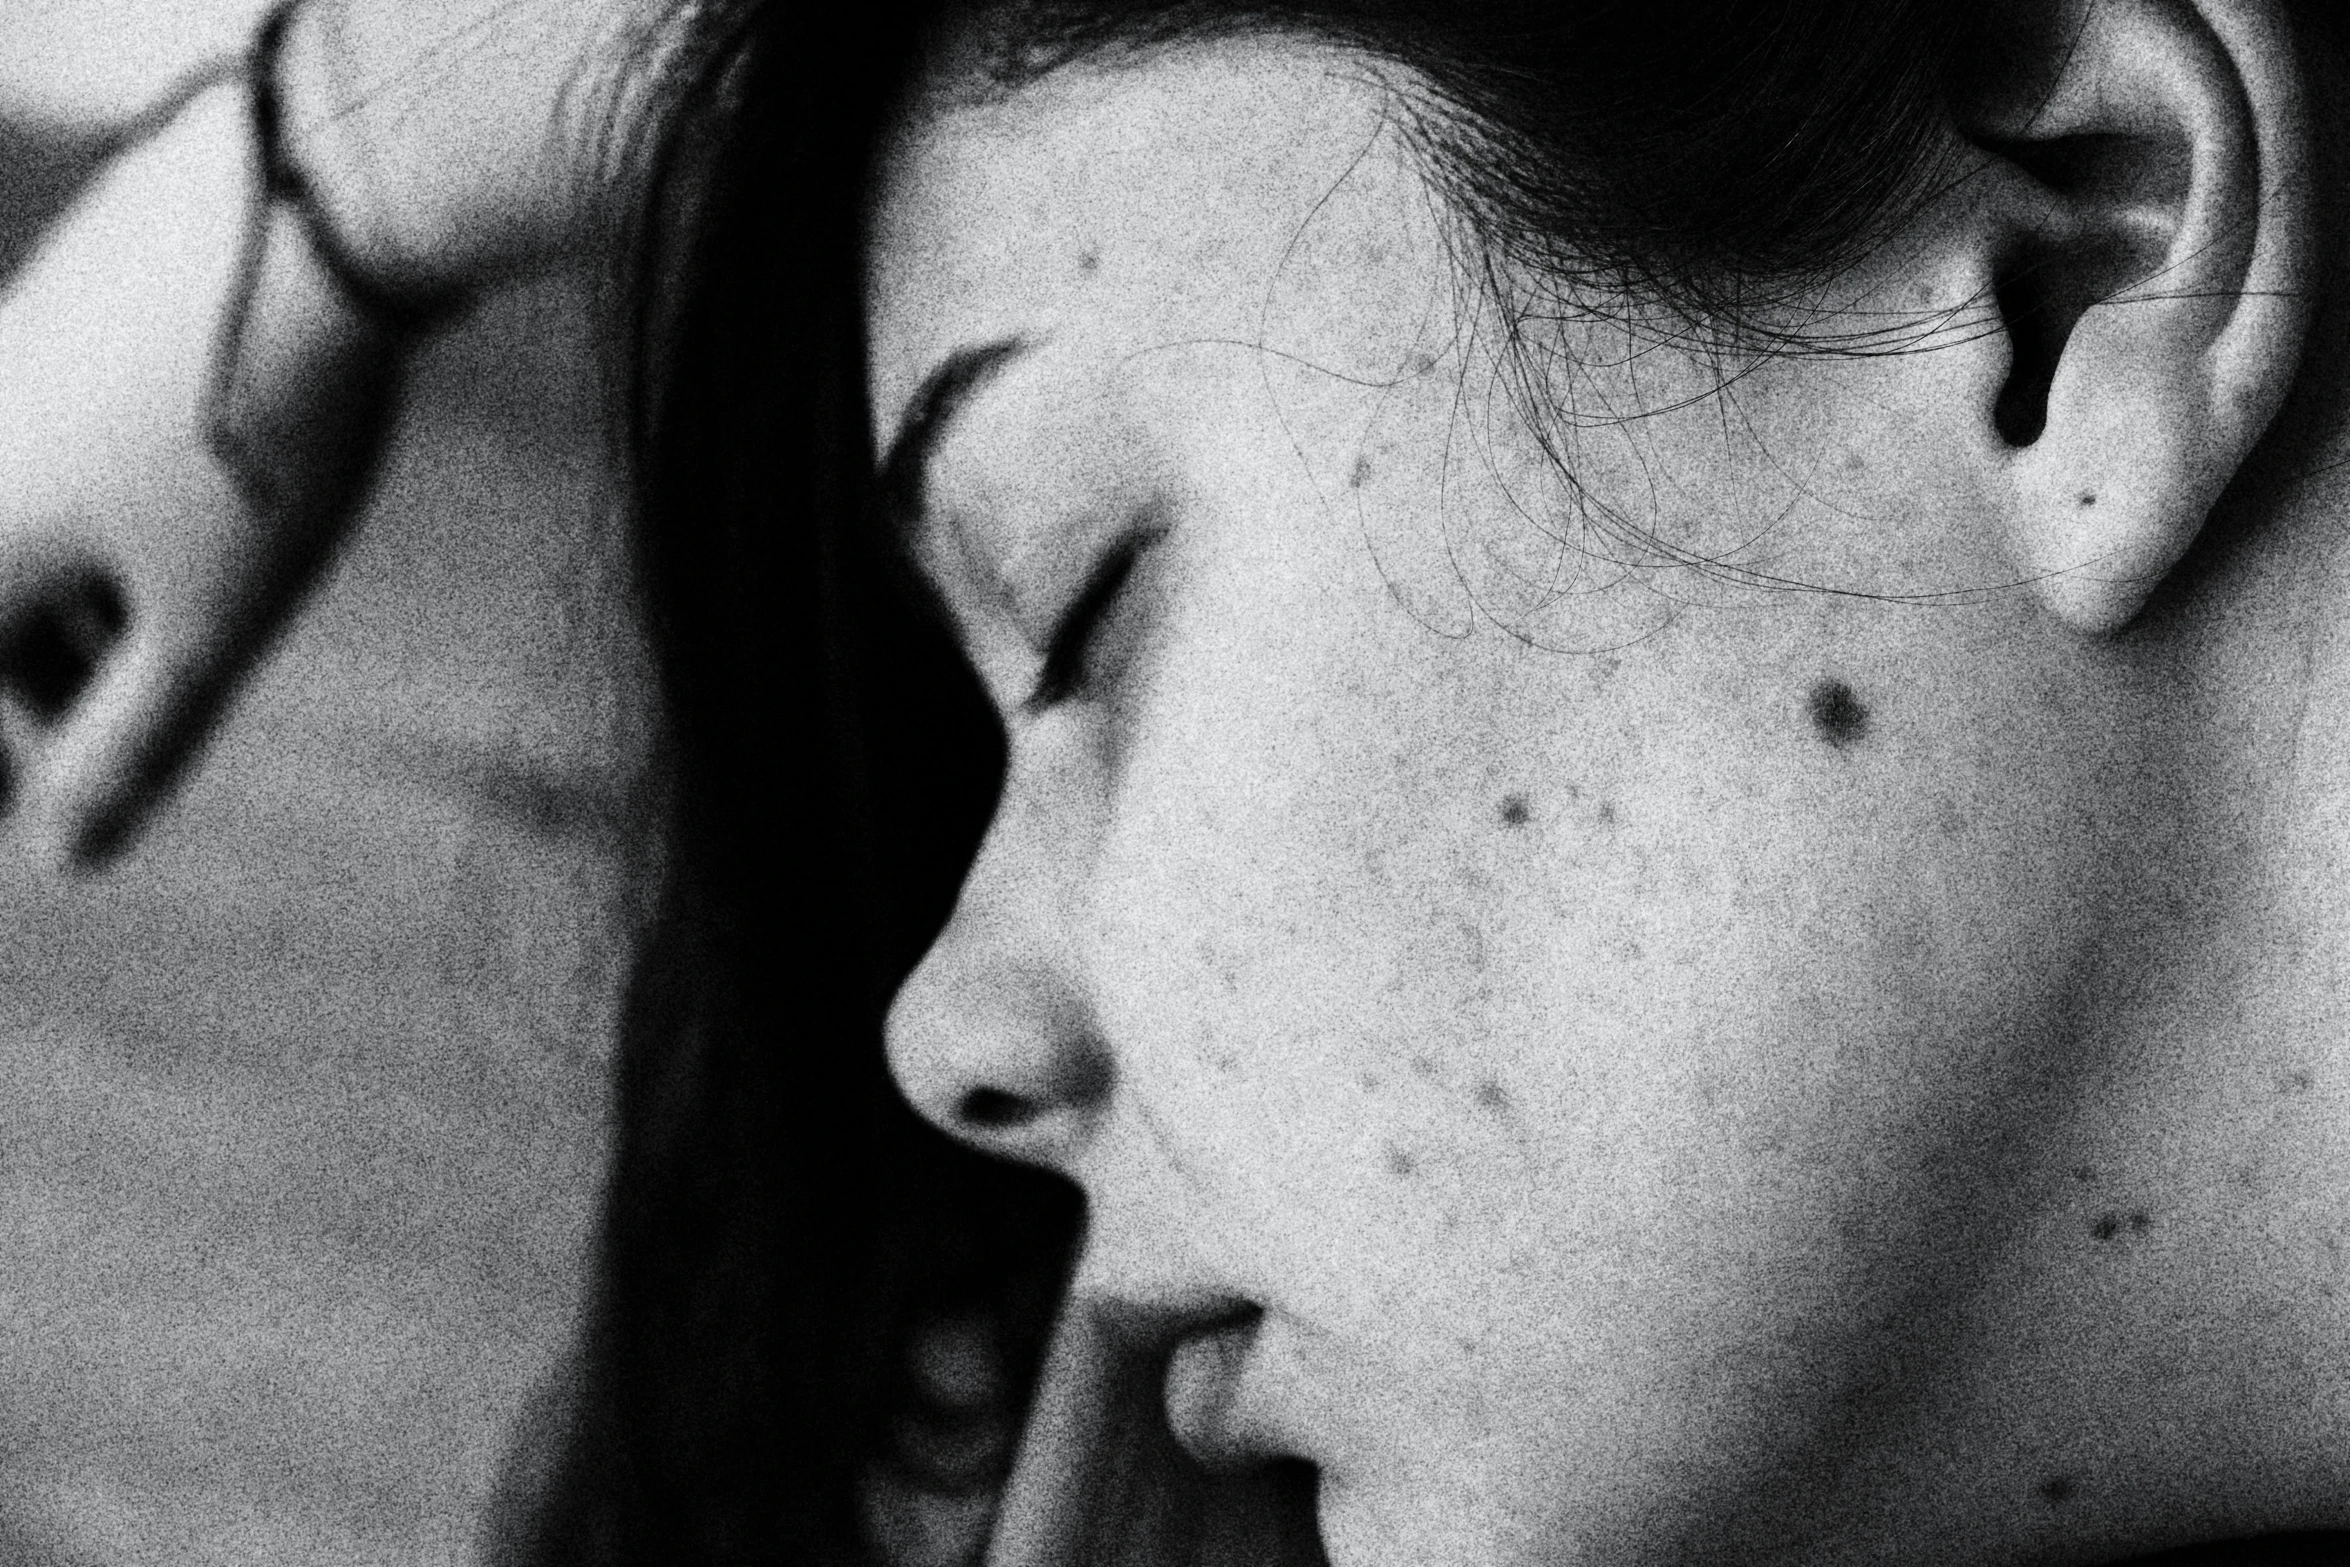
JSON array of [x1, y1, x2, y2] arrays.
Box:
[[878, 337, 1029, 540]]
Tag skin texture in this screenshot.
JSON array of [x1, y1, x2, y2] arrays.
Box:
[[869, 27, 2350, 1567]]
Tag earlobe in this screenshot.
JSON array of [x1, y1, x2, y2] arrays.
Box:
[[1961, 0, 2313, 634]]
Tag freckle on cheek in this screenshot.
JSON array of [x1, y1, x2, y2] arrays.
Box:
[[1807, 679, 1870, 749], [1498, 793, 1530, 828], [1385, 1146, 1418, 1177]]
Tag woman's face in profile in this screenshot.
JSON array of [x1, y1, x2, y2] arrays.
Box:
[[866, 36, 2176, 1567]]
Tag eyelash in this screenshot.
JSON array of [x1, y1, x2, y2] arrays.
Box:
[[1028, 537, 1144, 710]]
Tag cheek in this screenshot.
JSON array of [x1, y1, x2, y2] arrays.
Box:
[[1075, 537, 1557, 1309], [1079, 556, 1733, 1311], [1076, 539, 2135, 1476]]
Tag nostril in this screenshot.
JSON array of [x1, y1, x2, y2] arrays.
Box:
[[960, 1087, 1035, 1130], [3, 573, 127, 723]]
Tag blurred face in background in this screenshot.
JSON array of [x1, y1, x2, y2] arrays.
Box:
[[867, 32, 2299, 1567]]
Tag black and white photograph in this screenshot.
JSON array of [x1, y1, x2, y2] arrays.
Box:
[[1, 2, 2347, 1564]]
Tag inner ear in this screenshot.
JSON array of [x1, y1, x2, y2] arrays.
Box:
[[1984, 132, 2187, 447], [2, 572, 129, 723]]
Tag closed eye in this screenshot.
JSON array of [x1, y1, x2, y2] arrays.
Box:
[[1027, 535, 1146, 711]]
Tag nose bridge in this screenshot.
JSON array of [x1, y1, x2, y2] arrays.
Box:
[[887, 746, 1112, 1171]]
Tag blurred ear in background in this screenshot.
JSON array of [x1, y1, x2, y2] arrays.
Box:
[[0, 7, 653, 1564]]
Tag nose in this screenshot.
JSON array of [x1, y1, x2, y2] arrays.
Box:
[[886, 800, 1112, 1172]]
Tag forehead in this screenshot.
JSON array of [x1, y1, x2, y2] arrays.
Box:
[[864, 39, 1452, 437]]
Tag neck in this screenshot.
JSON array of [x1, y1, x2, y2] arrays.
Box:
[[1814, 144, 2350, 1562]]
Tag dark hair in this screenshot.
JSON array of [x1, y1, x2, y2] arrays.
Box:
[[519, 0, 2277, 1560], [968, 0, 1966, 338], [508, 4, 1074, 1561]]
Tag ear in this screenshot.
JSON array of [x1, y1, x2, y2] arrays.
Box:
[[1959, 0, 2315, 634], [0, 81, 394, 870]]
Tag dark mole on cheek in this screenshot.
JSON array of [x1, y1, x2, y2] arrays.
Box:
[[1499, 793, 1531, 828], [1385, 1146, 1418, 1177], [2039, 1476, 2077, 1506], [1475, 1077, 1512, 1114], [2077, 492, 2096, 507], [1808, 679, 1870, 749]]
